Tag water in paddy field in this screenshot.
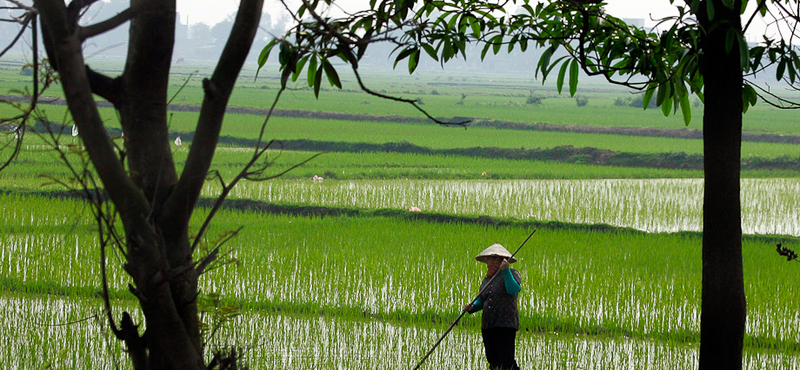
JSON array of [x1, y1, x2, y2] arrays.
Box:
[[214, 178, 800, 236], [2, 294, 798, 370]]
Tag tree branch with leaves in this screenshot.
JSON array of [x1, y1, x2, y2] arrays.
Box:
[[265, 1, 800, 369]]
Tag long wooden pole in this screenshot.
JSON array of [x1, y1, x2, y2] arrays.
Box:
[[411, 229, 536, 370]]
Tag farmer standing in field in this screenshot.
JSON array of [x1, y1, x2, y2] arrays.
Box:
[[462, 243, 522, 370]]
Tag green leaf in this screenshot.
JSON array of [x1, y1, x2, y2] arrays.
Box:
[[720, 0, 735, 9], [258, 40, 277, 68], [661, 94, 673, 116], [292, 55, 309, 82], [442, 39, 455, 61], [508, 35, 517, 53], [481, 42, 492, 61], [706, 0, 715, 21], [656, 82, 667, 105], [322, 59, 342, 88], [556, 60, 569, 94], [679, 93, 692, 126], [307, 55, 318, 88], [642, 84, 656, 110], [747, 85, 758, 106], [471, 17, 481, 37], [777, 59, 786, 80], [313, 66, 323, 97], [447, 14, 458, 29], [421, 44, 438, 61], [278, 41, 291, 66], [408, 49, 420, 74], [492, 36, 502, 55], [255, 40, 277, 79], [537, 46, 554, 78], [792, 52, 800, 72], [456, 37, 467, 60], [742, 84, 758, 113], [749, 46, 765, 71], [725, 28, 736, 54], [394, 47, 415, 69], [738, 33, 749, 72], [568, 59, 579, 96], [742, 89, 751, 113], [280, 65, 292, 89]]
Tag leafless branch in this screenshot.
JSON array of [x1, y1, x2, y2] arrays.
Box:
[[746, 79, 800, 109], [744, 0, 769, 33], [79, 2, 142, 41], [0, 11, 33, 59]]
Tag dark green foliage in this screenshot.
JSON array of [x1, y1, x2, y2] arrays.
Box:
[[614, 97, 631, 106], [776, 243, 799, 262], [629, 94, 658, 109], [526, 90, 544, 105]]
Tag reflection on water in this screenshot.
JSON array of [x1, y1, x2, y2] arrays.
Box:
[[2, 295, 798, 369], [209, 178, 800, 236]]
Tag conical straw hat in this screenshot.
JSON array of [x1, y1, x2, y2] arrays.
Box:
[[475, 243, 516, 263]]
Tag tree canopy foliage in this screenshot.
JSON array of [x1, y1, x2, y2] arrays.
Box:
[[263, 0, 800, 122]]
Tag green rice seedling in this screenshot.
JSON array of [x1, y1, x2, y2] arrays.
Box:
[[3, 294, 798, 369], [0, 293, 134, 369], [202, 178, 800, 236], [194, 209, 800, 348], [2, 192, 800, 366]]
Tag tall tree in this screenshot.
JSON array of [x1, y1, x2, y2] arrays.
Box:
[[2, 0, 265, 368], [264, 0, 800, 368]]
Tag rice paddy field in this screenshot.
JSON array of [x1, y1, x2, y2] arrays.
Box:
[[2, 55, 800, 369]]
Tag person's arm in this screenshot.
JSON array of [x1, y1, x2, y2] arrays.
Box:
[[463, 297, 484, 313], [502, 268, 521, 295]]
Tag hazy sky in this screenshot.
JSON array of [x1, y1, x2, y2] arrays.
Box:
[[176, 0, 682, 27], [176, 0, 773, 41]]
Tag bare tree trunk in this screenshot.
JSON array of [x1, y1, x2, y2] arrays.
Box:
[[698, 1, 746, 369], [34, 0, 264, 368]]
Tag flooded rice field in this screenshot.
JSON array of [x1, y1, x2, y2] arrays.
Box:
[[3, 178, 800, 368], [2, 295, 798, 370], [209, 178, 800, 236]]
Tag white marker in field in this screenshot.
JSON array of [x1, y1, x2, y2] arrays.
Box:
[[71, 125, 78, 137], [174, 136, 182, 146]]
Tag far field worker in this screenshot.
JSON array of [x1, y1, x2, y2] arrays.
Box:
[[462, 243, 522, 370]]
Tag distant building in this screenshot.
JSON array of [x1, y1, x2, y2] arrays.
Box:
[[176, 13, 189, 41], [622, 18, 645, 28]]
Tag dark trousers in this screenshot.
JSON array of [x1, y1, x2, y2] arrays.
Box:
[[481, 327, 520, 370]]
